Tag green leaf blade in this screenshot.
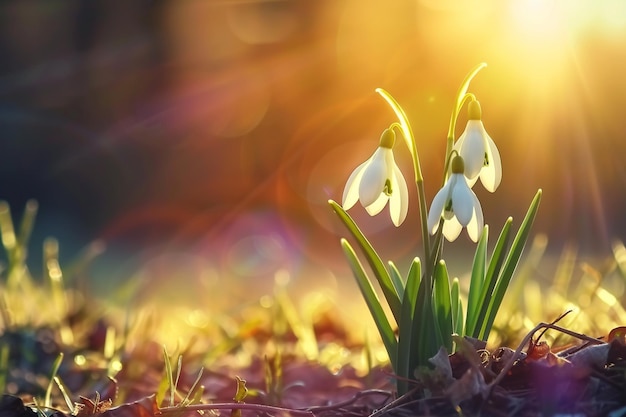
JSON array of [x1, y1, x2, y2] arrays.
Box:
[[451, 277, 464, 336], [465, 225, 488, 337], [433, 260, 453, 352], [340, 239, 398, 369], [388, 261, 405, 300], [329, 200, 402, 323], [397, 258, 421, 396], [481, 189, 542, 339], [472, 217, 513, 339]]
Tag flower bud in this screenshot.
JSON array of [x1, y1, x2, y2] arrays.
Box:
[[378, 128, 395, 149], [451, 155, 465, 174], [468, 99, 482, 120]]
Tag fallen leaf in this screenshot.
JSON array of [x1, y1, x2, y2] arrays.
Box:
[[567, 343, 610, 369], [428, 346, 453, 383], [608, 327, 626, 344], [444, 367, 488, 407]]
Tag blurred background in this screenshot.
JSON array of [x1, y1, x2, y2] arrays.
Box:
[[1, 0, 626, 296]]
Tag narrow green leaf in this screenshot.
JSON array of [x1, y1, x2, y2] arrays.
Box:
[[481, 189, 542, 339], [433, 260, 453, 352], [174, 355, 183, 402], [180, 367, 204, 406], [53, 376, 75, 415], [456, 299, 464, 341], [330, 200, 401, 323], [0, 344, 8, 395], [388, 261, 405, 300], [396, 258, 421, 395], [341, 239, 397, 368], [17, 200, 37, 250], [465, 225, 488, 337], [451, 277, 464, 336], [163, 346, 175, 406], [44, 352, 64, 408], [472, 217, 512, 339], [412, 281, 438, 373]]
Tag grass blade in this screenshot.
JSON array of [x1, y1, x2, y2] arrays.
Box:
[[44, 352, 64, 408], [162, 346, 175, 406], [329, 200, 401, 324], [180, 367, 204, 406], [340, 239, 397, 368], [53, 376, 75, 414], [17, 200, 37, 251]]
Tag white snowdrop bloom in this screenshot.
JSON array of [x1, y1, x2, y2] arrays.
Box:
[[342, 128, 409, 227], [427, 156, 484, 242], [454, 99, 502, 192]]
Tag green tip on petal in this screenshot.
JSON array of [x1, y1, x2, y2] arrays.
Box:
[[378, 128, 395, 149], [451, 155, 465, 174], [468, 100, 482, 120]]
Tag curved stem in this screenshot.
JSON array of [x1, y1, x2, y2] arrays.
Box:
[[376, 89, 431, 276], [376, 91, 422, 182], [447, 92, 478, 147], [447, 63, 487, 142], [444, 62, 487, 180]]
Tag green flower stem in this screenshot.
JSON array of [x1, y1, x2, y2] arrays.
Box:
[[444, 63, 487, 178], [376, 89, 432, 284]]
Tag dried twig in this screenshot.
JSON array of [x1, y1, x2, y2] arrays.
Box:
[[487, 321, 605, 393], [159, 402, 315, 416]]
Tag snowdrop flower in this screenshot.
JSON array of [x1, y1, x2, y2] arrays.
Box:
[[454, 99, 501, 192], [427, 155, 483, 242], [342, 128, 409, 227]]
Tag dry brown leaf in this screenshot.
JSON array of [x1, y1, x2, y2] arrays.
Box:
[[444, 367, 488, 408], [74, 394, 113, 416], [427, 346, 453, 383], [608, 327, 626, 344], [567, 343, 610, 369]]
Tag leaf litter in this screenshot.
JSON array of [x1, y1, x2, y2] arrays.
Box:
[[1, 202, 626, 416], [2, 311, 626, 417]]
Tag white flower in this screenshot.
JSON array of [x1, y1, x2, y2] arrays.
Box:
[[454, 99, 502, 192], [342, 128, 409, 227], [427, 156, 483, 242]]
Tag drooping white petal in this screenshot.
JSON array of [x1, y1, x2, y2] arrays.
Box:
[[457, 120, 486, 180], [364, 193, 388, 216], [389, 164, 409, 226], [466, 192, 484, 242], [442, 216, 463, 242], [451, 175, 474, 226], [359, 148, 388, 207], [466, 174, 479, 188], [480, 134, 502, 192], [342, 159, 370, 209], [427, 181, 452, 234], [453, 134, 465, 153]]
